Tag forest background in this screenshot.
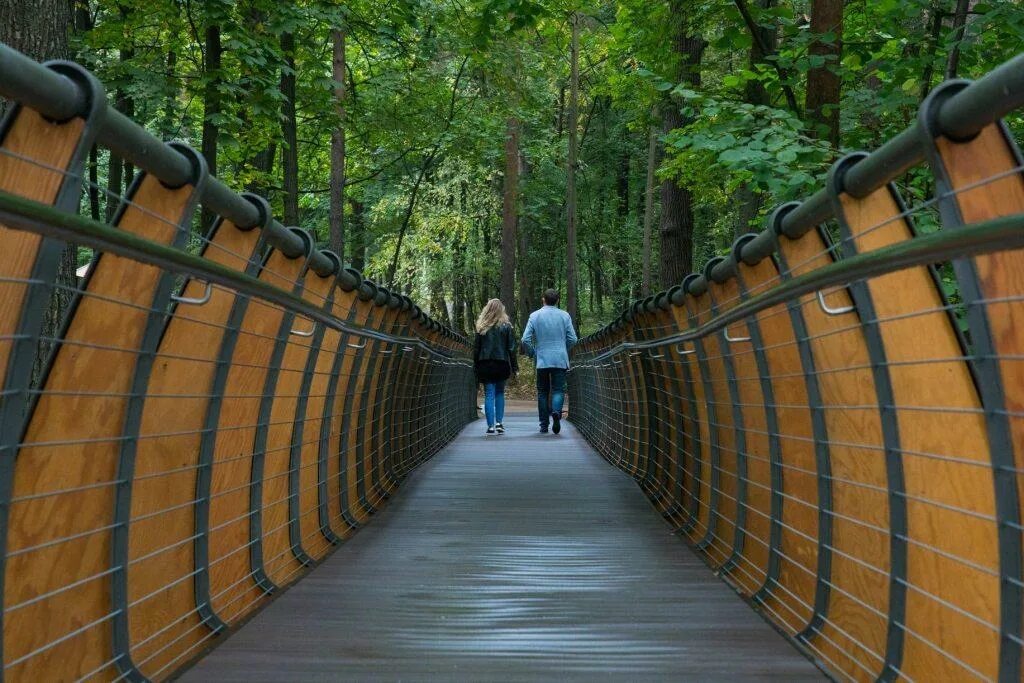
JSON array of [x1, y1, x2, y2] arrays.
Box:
[[2, 0, 1023, 344]]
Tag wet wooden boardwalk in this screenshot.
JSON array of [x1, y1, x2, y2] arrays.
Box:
[[180, 412, 823, 681]]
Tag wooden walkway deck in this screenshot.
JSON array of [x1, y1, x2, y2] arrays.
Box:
[[179, 412, 823, 681]]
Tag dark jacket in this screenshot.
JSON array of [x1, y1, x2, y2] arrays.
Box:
[[474, 323, 519, 382]]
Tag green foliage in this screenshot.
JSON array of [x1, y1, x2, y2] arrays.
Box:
[[68, 0, 1024, 336]]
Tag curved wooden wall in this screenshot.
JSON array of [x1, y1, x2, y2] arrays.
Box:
[[0, 86, 476, 680], [569, 115, 1024, 682]]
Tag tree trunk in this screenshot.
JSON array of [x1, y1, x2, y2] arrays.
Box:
[[280, 31, 300, 226], [1, 0, 75, 387], [805, 0, 843, 147], [350, 199, 366, 271], [452, 244, 466, 334], [201, 24, 222, 228], [107, 24, 134, 220], [517, 224, 532, 331], [918, 0, 944, 100], [565, 14, 580, 324], [945, 0, 973, 80], [641, 125, 657, 297], [245, 143, 276, 195], [659, 3, 703, 289], [329, 27, 346, 257], [500, 117, 519, 316], [160, 49, 178, 138]]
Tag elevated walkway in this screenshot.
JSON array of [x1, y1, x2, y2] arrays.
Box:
[[180, 413, 822, 681]]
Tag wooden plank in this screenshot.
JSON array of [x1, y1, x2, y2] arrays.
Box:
[[127, 221, 262, 678], [735, 257, 820, 636], [684, 289, 737, 568], [776, 228, 888, 681], [708, 276, 771, 597], [6, 173, 197, 681], [0, 109, 85, 392], [206, 249, 306, 625], [179, 414, 824, 682], [260, 268, 335, 587], [669, 305, 713, 548], [932, 122, 1024, 681]]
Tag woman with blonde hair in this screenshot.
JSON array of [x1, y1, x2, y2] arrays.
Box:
[[473, 298, 519, 434]]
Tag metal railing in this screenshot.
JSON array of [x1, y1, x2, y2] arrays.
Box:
[[0, 45, 476, 681], [569, 53, 1024, 683]]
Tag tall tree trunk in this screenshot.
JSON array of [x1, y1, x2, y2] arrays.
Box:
[[641, 125, 657, 297], [245, 143, 276, 195], [107, 15, 134, 220], [805, 0, 843, 147], [160, 49, 178, 138], [659, 3, 703, 289], [565, 14, 580, 323], [452, 243, 466, 334], [329, 27, 346, 257], [1, 0, 75, 387], [945, 0, 973, 79], [350, 199, 366, 271], [500, 117, 519, 315], [517, 222, 532, 331], [918, 0, 944, 100], [201, 24, 222, 228], [280, 31, 300, 226]]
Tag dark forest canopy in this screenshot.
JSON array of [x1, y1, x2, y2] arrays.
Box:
[[4, 0, 1023, 334]]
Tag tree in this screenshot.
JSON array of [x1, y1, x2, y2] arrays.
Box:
[[659, 1, 704, 289], [500, 117, 519, 317], [565, 13, 581, 323], [329, 26, 346, 257], [200, 23, 222, 229], [0, 0, 76, 384], [280, 30, 300, 225], [805, 0, 843, 146]]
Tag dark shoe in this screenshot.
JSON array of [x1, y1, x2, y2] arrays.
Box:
[[495, 423, 505, 434], [551, 411, 561, 434], [486, 427, 496, 435], [539, 425, 549, 434]]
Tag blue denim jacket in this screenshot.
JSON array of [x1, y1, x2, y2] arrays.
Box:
[[522, 305, 578, 369]]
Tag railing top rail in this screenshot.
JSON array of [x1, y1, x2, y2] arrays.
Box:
[[571, 211, 1024, 366], [0, 189, 471, 363]]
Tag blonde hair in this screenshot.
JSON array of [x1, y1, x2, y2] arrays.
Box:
[[475, 298, 510, 334]]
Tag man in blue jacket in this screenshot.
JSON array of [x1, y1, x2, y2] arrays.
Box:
[[522, 289, 578, 434]]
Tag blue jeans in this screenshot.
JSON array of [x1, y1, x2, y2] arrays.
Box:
[[484, 381, 506, 427], [536, 368, 567, 426]]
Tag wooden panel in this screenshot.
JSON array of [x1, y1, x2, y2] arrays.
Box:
[[206, 249, 305, 625], [320, 289, 360, 542], [736, 257, 819, 636], [341, 299, 374, 525], [708, 277, 771, 597], [127, 222, 262, 678], [260, 268, 334, 586], [355, 307, 394, 512], [0, 110, 85, 391], [294, 291, 347, 562], [363, 307, 401, 507], [670, 305, 712, 548], [777, 229, 888, 681], [5, 173, 196, 681], [686, 291, 737, 568], [937, 123, 1024, 586]]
